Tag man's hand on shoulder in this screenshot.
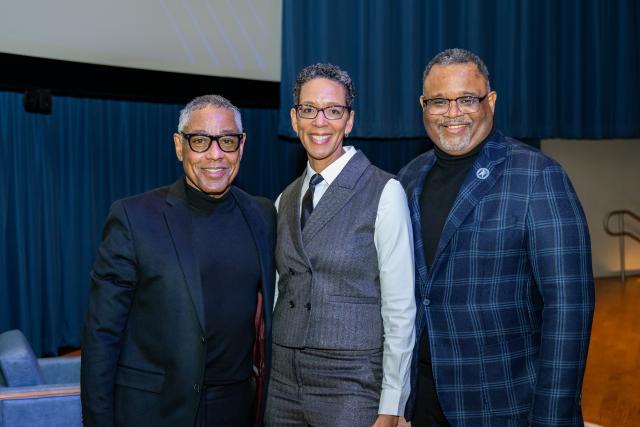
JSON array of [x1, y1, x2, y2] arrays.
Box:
[[372, 414, 400, 427]]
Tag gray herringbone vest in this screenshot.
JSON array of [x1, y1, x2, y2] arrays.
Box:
[[273, 151, 392, 350]]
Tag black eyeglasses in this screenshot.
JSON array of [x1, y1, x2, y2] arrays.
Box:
[[422, 94, 490, 115], [295, 104, 351, 120], [180, 132, 244, 153]]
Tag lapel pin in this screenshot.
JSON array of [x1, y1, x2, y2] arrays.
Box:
[[476, 168, 490, 180]]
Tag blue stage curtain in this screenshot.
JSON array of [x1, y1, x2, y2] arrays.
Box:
[[279, 0, 640, 139], [0, 91, 285, 355]]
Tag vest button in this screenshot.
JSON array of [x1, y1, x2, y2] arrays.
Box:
[[201, 336, 206, 344], [423, 298, 431, 306], [304, 302, 311, 311], [289, 268, 296, 275], [289, 300, 295, 308], [193, 383, 200, 393]]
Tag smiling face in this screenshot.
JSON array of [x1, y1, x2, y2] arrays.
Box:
[[420, 63, 496, 155], [290, 78, 355, 172], [173, 106, 244, 197]]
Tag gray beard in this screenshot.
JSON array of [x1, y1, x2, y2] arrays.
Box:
[[437, 129, 473, 152]]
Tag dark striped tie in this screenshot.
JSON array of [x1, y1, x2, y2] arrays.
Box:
[[300, 173, 324, 230]]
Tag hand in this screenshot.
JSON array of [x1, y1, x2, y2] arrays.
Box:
[[397, 417, 411, 427], [371, 414, 399, 427]]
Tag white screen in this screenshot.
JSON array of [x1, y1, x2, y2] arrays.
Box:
[[0, 0, 282, 82]]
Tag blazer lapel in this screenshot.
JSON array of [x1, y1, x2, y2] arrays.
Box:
[[231, 187, 273, 307], [301, 185, 354, 243], [432, 136, 508, 269], [406, 153, 437, 287], [287, 176, 311, 263], [163, 180, 205, 333]]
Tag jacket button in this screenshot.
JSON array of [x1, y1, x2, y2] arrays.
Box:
[[193, 383, 200, 393], [201, 336, 206, 344], [423, 298, 431, 306], [289, 268, 295, 275], [289, 300, 295, 308], [304, 302, 311, 311]]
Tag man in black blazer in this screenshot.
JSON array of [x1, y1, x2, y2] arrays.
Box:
[[81, 95, 276, 427]]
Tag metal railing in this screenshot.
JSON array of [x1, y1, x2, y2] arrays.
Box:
[[604, 209, 640, 282]]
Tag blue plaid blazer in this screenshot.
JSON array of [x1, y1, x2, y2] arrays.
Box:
[[398, 131, 595, 427]]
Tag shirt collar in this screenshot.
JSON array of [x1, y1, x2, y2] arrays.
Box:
[[304, 146, 357, 186]]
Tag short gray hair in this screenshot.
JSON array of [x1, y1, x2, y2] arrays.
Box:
[[423, 48, 491, 91], [293, 63, 356, 108], [177, 94, 243, 132]]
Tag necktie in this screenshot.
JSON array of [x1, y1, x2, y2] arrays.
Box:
[[300, 173, 323, 230]]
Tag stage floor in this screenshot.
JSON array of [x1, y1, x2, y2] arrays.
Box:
[[582, 275, 640, 426]]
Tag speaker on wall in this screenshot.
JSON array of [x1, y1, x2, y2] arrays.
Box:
[[23, 89, 52, 114]]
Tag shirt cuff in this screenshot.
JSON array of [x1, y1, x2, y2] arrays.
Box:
[[378, 387, 403, 416]]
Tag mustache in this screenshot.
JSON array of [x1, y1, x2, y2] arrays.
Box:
[[437, 118, 472, 126]]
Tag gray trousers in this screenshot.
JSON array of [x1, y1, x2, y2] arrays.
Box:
[[264, 343, 382, 427]]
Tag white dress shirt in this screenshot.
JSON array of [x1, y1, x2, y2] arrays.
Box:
[[275, 146, 416, 416]]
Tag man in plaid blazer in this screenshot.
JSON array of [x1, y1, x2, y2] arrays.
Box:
[[398, 48, 595, 427]]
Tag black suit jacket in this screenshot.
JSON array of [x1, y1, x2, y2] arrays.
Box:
[[81, 179, 276, 427]]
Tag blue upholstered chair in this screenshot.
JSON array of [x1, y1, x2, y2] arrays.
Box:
[[0, 329, 81, 427]]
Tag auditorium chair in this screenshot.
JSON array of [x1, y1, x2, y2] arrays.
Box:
[[0, 329, 81, 427]]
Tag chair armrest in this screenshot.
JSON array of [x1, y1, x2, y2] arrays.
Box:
[[0, 384, 80, 400], [37, 356, 81, 384], [0, 385, 81, 427]]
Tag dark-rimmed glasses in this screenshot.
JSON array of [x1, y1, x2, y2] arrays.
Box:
[[295, 104, 351, 120], [180, 132, 244, 153], [422, 94, 490, 115]]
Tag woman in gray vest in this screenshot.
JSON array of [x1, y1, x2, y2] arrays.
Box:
[[264, 63, 416, 427]]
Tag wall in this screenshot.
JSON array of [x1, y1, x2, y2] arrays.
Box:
[[541, 139, 640, 278], [0, 0, 282, 82]]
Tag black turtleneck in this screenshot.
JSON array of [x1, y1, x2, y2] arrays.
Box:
[[419, 133, 490, 269], [184, 181, 261, 385], [413, 131, 493, 427]]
